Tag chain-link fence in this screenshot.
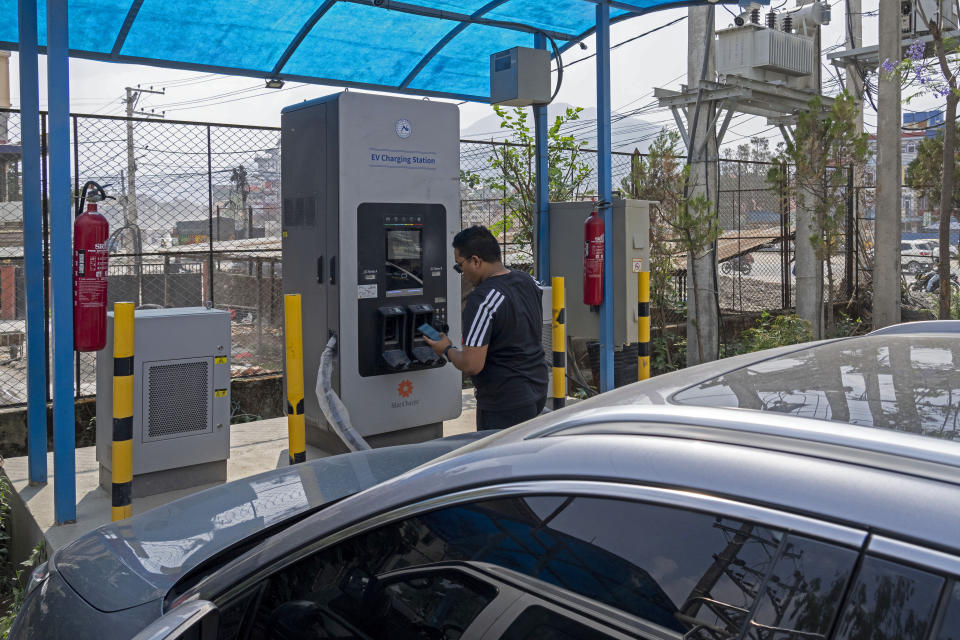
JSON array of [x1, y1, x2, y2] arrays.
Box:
[[0, 109, 283, 406], [0, 110, 887, 408], [854, 184, 957, 314]]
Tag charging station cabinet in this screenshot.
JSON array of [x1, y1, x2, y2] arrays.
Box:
[[95, 307, 231, 497], [281, 92, 462, 451]]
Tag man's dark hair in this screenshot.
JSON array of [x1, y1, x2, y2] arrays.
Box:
[[453, 225, 501, 263]]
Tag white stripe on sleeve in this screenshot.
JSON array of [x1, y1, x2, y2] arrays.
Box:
[[470, 292, 506, 346], [467, 291, 503, 347], [465, 290, 499, 346]]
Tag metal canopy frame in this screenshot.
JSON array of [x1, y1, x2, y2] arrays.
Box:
[[19, 0, 727, 523]]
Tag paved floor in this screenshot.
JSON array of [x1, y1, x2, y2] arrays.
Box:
[[3, 390, 480, 556]]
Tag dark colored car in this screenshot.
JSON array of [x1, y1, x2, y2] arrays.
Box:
[[13, 322, 960, 640]]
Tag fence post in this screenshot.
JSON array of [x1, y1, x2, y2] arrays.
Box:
[[206, 125, 215, 305], [284, 294, 306, 465], [163, 254, 170, 307], [845, 164, 854, 300], [638, 270, 650, 381], [256, 258, 263, 358], [551, 277, 566, 409], [112, 301, 135, 521]]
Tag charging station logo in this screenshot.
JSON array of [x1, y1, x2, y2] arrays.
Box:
[[398, 379, 413, 398]]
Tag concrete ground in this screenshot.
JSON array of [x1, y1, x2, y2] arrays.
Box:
[[2, 390, 481, 561]]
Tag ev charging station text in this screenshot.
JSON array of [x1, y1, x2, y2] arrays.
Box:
[[369, 148, 438, 170]]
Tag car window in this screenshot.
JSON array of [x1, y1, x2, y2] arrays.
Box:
[[935, 581, 960, 639], [834, 556, 945, 640], [217, 495, 860, 640], [746, 536, 858, 639]]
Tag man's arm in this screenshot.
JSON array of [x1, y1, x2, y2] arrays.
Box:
[[423, 334, 487, 375]]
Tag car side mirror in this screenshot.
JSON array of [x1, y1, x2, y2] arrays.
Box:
[[131, 600, 219, 640]]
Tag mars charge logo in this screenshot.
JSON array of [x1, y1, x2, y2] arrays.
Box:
[[398, 379, 413, 398]]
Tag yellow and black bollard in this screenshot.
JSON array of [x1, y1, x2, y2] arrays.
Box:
[[112, 302, 134, 521], [638, 269, 650, 381], [284, 294, 306, 465], [551, 277, 566, 409]]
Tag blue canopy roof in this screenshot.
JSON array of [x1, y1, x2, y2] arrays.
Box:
[[0, 0, 714, 102]]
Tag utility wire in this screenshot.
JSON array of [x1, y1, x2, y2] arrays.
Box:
[[563, 16, 688, 69]]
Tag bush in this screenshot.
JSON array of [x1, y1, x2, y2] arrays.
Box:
[[733, 312, 814, 354], [0, 476, 45, 638]]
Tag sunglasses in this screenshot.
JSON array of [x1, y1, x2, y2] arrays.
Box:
[[453, 257, 471, 274]]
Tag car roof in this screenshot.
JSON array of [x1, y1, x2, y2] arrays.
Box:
[[188, 324, 960, 602], [201, 419, 960, 604]]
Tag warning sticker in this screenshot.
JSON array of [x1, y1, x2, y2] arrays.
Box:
[[214, 356, 227, 364], [358, 284, 378, 299], [632, 258, 643, 273], [214, 389, 228, 398]]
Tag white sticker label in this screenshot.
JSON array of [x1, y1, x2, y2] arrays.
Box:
[[632, 258, 643, 273], [358, 284, 378, 299]]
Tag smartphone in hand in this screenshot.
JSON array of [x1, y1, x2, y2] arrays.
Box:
[[418, 323, 441, 341]]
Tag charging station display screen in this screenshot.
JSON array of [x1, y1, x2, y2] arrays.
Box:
[[385, 228, 423, 296]]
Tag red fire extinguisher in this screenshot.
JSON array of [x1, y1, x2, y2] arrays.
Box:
[[583, 205, 604, 307], [73, 182, 111, 352]]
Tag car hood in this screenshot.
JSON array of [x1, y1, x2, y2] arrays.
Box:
[[54, 434, 485, 613]]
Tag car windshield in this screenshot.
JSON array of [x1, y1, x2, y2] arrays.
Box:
[[672, 336, 960, 439]]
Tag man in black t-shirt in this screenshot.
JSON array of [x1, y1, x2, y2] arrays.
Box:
[[424, 226, 548, 429]]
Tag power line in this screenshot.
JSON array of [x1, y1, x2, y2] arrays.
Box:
[[563, 16, 688, 70]]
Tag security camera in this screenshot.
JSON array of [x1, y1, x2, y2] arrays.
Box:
[[734, 15, 745, 25]]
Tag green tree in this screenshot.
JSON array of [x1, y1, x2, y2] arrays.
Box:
[[465, 106, 593, 264], [768, 91, 870, 335], [905, 122, 960, 214], [621, 130, 687, 369], [623, 129, 720, 364], [886, 9, 960, 318]]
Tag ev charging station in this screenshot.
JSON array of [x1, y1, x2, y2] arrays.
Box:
[[281, 92, 462, 450]]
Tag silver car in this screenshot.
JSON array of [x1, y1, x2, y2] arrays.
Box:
[[13, 322, 960, 640]]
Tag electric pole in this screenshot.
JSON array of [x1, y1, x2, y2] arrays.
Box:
[[686, 4, 719, 365], [123, 86, 163, 247], [874, 1, 902, 328]]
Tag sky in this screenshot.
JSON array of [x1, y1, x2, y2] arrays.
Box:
[[4, 0, 947, 155]]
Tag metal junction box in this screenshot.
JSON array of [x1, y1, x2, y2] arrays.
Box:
[[548, 199, 652, 346], [96, 307, 231, 497], [490, 46, 551, 106], [280, 92, 462, 451]]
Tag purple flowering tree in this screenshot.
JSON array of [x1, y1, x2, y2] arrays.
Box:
[[885, 11, 959, 318]]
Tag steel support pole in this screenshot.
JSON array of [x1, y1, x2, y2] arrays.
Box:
[[534, 33, 550, 282], [874, 0, 901, 328], [47, 0, 75, 523], [596, 0, 614, 392], [19, 0, 47, 485]]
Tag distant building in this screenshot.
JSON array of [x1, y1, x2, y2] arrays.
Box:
[[865, 110, 945, 232]]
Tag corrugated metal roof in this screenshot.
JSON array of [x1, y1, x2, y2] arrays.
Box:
[[0, 0, 710, 102]]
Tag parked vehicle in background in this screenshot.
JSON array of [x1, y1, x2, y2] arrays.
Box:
[[928, 238, 959, 260], [720, 252, 754, 275], [911, 267, 960, 293], [901, 239, 937, 274], [13, 323, 960, 640]]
